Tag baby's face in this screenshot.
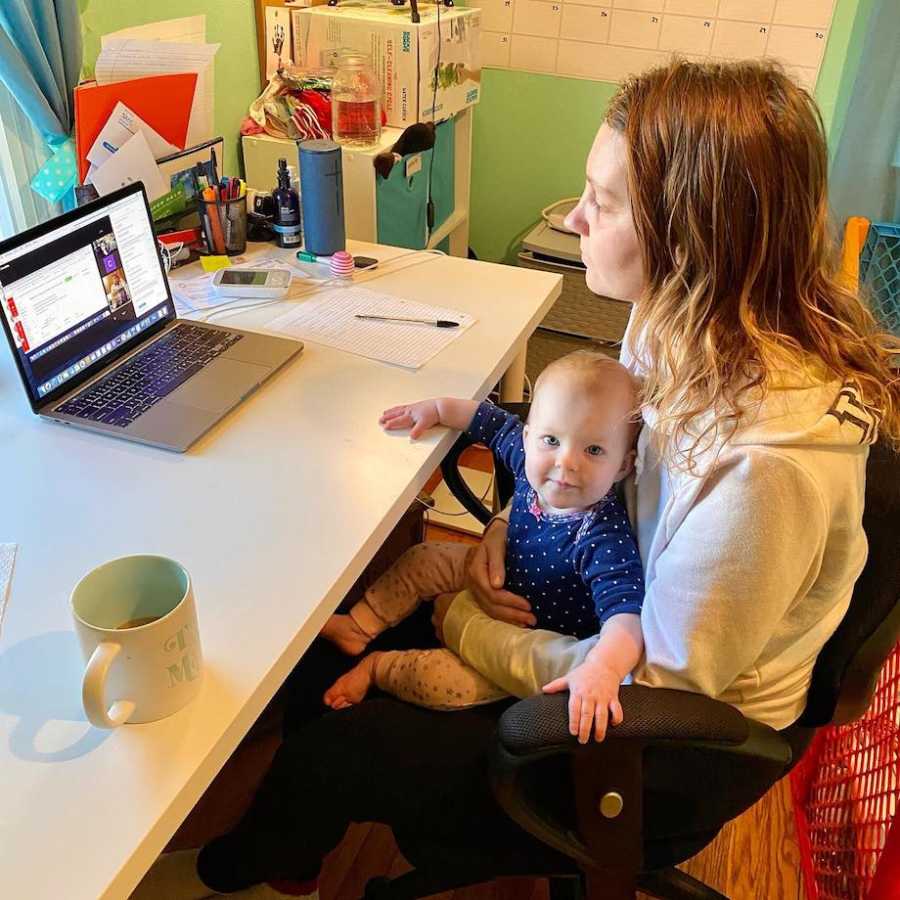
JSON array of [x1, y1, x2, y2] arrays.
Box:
[[523, 370, 635, 515]]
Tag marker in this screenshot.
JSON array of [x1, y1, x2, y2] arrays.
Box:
[[355, 314, 460, 328], [296, 250, 321, 263]]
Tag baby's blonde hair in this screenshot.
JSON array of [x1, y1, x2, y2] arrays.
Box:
[[533, 350, 641, 444]]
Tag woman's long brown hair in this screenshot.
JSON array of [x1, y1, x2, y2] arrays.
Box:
[[606, 59, 899, 468]]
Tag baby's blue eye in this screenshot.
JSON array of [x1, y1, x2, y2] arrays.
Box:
[[586, 445, 604, 456], [542, 435, 559, 447]]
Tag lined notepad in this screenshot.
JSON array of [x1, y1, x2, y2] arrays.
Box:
[[264, 286, 474, 369]]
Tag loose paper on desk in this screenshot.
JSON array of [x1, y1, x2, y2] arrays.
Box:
[[264, 286, 475, 369], [97, 16, 219, 146], [169, 256, 303, 315], [87, 102, 181, 169], [89, 130, 168, 201], [0, 544, 17, 644]]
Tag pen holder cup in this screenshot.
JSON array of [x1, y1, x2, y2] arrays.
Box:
[[199, 196, 247, 256]]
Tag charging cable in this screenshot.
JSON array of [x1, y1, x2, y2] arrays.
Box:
[[198, 248, 447, 323]]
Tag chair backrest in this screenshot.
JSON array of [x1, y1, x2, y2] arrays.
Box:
[[799, 439, 900, 726]]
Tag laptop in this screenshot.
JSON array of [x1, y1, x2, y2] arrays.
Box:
[[0, 182, 303, 452]]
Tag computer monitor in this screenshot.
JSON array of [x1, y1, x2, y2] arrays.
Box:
[[0, 183, 174, 410]]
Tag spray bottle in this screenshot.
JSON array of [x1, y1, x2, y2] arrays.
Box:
[[272, 158, 302, 249]]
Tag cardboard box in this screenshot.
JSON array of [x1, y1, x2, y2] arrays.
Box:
[[292, 4, 481, 128]]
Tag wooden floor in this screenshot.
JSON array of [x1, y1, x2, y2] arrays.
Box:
[[317, 449, 807, 900]]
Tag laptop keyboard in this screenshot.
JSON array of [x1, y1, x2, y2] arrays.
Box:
[[56, 323, 243, 428]]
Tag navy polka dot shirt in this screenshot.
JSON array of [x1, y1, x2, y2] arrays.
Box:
[[468, 402, 644, 640]]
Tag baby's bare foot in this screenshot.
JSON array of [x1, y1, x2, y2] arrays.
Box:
[[321, 613, 371, 656], [323, 653, 381, 710]]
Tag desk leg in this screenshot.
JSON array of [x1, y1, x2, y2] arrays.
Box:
[[499, 348, 527, 402]]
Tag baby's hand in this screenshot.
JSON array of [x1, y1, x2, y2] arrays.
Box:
[[542, 660, 624, 744], [380, 400, 441, 439]]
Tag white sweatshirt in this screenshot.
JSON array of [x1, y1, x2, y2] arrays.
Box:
[[443, 324, 874, 729]]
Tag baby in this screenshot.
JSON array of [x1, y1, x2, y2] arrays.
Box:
[[321, 351, 645, 738]]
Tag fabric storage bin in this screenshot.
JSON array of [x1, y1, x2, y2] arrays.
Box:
[[517, 250, 632, 343], [430, 118, 455, 232], [376, 119, 455, 250]]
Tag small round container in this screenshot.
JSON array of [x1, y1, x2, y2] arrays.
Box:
[[329, 250, 354, 279], [331, 52, 382, 148]]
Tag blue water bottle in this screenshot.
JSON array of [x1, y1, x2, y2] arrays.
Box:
[[298, 140, 346, 256]]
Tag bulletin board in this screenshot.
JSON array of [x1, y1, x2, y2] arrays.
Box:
[[478, 0, 836, 92]]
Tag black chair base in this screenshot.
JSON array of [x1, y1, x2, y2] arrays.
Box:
[[638, 867, 729, 900], [363, 865, 731, 900]]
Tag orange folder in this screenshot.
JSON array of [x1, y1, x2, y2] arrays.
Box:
[[74, 72, 199, 182]]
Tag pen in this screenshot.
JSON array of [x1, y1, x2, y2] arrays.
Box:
[[296, 250, 321, 263], [355, 315, 460, 328]]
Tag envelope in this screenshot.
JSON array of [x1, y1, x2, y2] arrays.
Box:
[[89, 130, 169, 202], [87, 102, 181, 169]]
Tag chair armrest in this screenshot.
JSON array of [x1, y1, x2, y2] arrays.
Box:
[[498, 688, 750, 754], [439, 401, 532, 525], [490, 689, 793, 876], [439, 432, 493, 525]]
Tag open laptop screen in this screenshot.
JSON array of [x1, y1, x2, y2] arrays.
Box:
[[0, 184, 174, 409]]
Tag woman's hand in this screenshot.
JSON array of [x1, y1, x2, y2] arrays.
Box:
[[380, 400, 440, 439], [467, 520, 536, 627], [542, 661, 624, 744]]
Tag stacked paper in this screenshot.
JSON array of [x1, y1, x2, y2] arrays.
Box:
[[85, 15, 220, 200], [96, 15, 220, 148]]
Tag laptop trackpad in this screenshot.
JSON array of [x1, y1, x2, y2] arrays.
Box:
[[169, 357, 271, 412]]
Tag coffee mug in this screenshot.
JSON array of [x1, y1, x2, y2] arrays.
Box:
[[70, 555, 203, 728]]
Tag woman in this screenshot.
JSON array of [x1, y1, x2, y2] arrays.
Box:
[[134, 59, 899, 900]]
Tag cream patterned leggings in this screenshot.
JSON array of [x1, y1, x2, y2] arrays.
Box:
[[350, 542, 509, 710]]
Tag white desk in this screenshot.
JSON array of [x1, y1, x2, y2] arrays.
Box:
[[0, 241, 561, 900]]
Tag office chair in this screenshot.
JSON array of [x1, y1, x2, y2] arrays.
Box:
[[362, 402, 900, 900]]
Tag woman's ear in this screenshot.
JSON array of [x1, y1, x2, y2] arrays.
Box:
[[614, 449, 636, 482]]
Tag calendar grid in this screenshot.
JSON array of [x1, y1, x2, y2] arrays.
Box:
[[478, 0, 834, 91]]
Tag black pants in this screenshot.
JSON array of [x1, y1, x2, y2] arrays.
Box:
[[197, 604, 569, 891]]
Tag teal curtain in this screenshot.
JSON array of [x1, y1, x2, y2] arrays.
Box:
[[829, 0, 900, 225], [0, 0, 82, 144], [0, 80, 60, 239]]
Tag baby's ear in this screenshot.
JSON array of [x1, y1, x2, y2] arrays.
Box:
[[615, 449, 636, 482]]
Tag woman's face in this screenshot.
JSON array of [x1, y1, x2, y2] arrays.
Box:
[[564, 124, 645, 303]]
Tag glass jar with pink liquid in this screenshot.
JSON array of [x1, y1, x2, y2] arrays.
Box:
[[331, 52, 382, 148]]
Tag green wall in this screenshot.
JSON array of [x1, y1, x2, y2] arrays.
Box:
[[468, 0, 874, 263], [77, 0, 873, 263], [79, 0, 260, 179]]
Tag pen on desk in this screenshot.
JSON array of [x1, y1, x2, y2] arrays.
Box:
[[355, 314, 460, 328]]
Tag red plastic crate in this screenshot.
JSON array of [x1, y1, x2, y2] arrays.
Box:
[[790, 643, 900, 899]]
